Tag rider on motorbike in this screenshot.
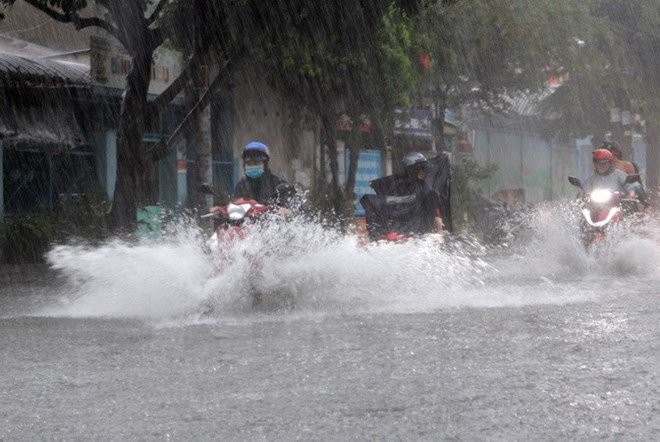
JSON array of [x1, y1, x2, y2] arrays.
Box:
[[599, 141, 636, 175], [599, 140, 648, 206], [398, 152, 444, 233], [234, 141, 290, 204], [204, 142, 292, 244], [581, 149, 636, 197], [209, 141, 292, 218]]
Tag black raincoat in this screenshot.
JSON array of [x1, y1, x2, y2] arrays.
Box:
[[360, 154, 451, 239], [234, 170, 289, 205]]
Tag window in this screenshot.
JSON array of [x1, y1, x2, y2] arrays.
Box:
[[2, 147, 97, 215]]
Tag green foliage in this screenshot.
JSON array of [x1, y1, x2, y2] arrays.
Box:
[[0, 213, 58, 263], [538, 0, 660, 134], [0, 189, 109, 263], [379, 4, 418, 109], [414, 0, 586, 108], [450, 157, 498, 231], [246, 1, 421, 121]]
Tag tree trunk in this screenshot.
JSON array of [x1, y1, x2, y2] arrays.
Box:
[[190, 5, 213, 211], [104, 1, 160, 233], [645, 121, 660, 199], [321, 113, 345, 220], [109, 48, 154, 231], [434, 92, 447, 152], [344, 128, 361, 205], [186, 63, 214, 210]]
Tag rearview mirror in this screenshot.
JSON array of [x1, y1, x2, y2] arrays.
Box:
[[199, 183, 219, 197], [625, 174, 641, 184], [568, 176, 582, 188]]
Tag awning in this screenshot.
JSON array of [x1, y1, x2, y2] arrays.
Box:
[[0, 52, 90, 152], [0, 52, 89, 87], [0, 101, 88, 153]]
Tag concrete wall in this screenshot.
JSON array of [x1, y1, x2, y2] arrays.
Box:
[[551, 144, 579, 198], [471, 126, 650, 204], [472, 127, 580, 204], [230, 66, 317, 191]]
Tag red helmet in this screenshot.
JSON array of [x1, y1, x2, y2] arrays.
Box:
[[593, 149, 613, 161]]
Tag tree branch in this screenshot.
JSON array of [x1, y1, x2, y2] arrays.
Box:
[[23, 0, 70, 23], [147, 0, 167, 26], [147, 49, 205, 118], [149, 26, 165, 49], [147, 58, 233, 162], [71, 14, 118, 36], [22, 0, 121, 42]]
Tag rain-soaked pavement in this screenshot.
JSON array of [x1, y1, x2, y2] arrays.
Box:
[[1, 208, 658, 439]]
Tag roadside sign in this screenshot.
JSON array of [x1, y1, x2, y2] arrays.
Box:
[[345, 149, 381, 216]]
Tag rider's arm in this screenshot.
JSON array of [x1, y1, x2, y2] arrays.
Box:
[[433, 214, 444, 233], [432, 195, 444, 233], [616, 169, 637, 196]]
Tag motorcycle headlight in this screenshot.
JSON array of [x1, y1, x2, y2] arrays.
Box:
[[227, 203, 249, 220], [590, 189, 613, 204]]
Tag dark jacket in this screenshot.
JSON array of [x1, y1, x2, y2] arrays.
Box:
[[234, 169, 289, 205]]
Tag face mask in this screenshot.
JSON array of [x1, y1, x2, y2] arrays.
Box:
[[245, 165, 264, 179]]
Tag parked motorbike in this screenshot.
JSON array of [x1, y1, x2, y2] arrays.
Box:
[[568, 175, 642, 246]]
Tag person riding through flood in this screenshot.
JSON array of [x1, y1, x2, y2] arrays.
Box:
[[599, 140, 636, 175], [234, 141, 290, 202], [397, 152, 444, 234], [599, 140, 647, 205], [210, 141, 292, 217], [581, 148, 637, 197]]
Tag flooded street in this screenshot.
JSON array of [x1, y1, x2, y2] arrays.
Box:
[[1, 0, 658, 439], [1, 214, 658, 439]]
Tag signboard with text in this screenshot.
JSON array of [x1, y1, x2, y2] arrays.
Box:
[[90, 36, 182, 96], [393, 107, 433, 139], [345, 149, 382, 216]]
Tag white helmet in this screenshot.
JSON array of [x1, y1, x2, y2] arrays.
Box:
[[402, 152, 428, 168]]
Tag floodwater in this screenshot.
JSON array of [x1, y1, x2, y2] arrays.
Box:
[[1, 205, 659, 440]]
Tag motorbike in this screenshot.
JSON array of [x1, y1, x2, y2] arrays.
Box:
[[567, 175, 642, 246], [199, 184, 296, 310], [201, 197, 269, 255], [359, 193, 444, 245]]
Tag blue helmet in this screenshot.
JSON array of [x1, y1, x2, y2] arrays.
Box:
[[243, 141, 270, 160]]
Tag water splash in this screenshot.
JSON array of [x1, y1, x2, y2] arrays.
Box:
[[40, 203, 659, 323], [46, 219, 213, 320], [491, 200, 660, 277]]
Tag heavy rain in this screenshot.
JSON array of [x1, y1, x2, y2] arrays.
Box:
[[0, 0, 658, 439]]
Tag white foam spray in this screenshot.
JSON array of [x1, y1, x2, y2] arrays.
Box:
[[40, 203, 659, 323]]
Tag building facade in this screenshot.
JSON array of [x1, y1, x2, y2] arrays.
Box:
[[0, 3, 322, 218]]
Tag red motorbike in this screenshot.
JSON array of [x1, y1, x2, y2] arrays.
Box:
[[202, 197, 269, 255], [568, 175, 641, 246], [199, 184, 295, 309]]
